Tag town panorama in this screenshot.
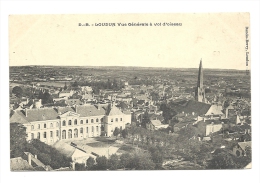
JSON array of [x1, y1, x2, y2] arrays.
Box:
[[10, 61, 251, 171]]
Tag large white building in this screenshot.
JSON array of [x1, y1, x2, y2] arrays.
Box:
[[10, 104, 131, 145]]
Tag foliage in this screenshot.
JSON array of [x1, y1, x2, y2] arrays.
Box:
[[120, 153, 132, 169], [108, 154, 120, 170], [86, 157, 95, 170], [121, 129, 128, 138], [12, 86, 23, 98], [10, 123, 27, 158], [75, 163, 86, 171], [95, 156, 108, 170], [26, 139, 72, 169], [113, 127, 120, 139]]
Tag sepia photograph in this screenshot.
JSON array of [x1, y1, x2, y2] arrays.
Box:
[[8, 12, 253, 171]]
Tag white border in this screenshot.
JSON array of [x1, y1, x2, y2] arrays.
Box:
[[1, 1, 259, 183]]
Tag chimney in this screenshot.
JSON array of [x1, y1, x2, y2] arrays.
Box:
[[28, 153, 32, 165], [75, 105, 77, 113], [35, 154, 37, 159]]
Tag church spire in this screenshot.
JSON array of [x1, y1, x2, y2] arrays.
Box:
[[195, 59, 206, 103], [197, 59, 203, 88]]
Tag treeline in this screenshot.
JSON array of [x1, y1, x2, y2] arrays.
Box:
[[76, 148, 163, 171], [77, 79, 124, 94]]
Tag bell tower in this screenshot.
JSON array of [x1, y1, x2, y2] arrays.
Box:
[[195, 59, 206, 103]]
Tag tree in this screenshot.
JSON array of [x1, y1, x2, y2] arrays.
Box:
[[121, 129, 128, 139], [108, 154, 120, 170], [120, 153, 131, 169], [42, 91, 53, 104], [12, 86, 23, 98], [75, 163, 86, 171], [86, 157, 95, 170], [129, 150, 156, 170], [96, 156, 108, 170], [10, 123, 27, 158], [64, 82, 68, 90], [113, 127, 120, 139], [207, 151, 238, 169]]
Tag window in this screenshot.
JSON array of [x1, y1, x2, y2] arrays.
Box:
[[68, 120, 72, 125], [86, 127, 88, 133], [62, 120, 66, 126], [91, 119, 94, 123], [74, 119, 77, 125], [120, 118, 122, 121], [74, 129, 78, 138], [37, 132, 40, 139], [96, 118, 99, 122], [80, 120, 83, 124], [31, 125, 34, 130], [50, 123, 53, 128], [56, 130, 59, 137], [56, 122, 59, 127], [116, 118, 118, 122], [44, 123, 46, 128], [44, 132, 47, 138], [50, 131, 53, 138], [101, 118, 103, 122], [31, 133, 34, 139], [92, 126, 94, 132], [96, 126, 99, 132], [38, 124, 40, 129], [111, 118, 113, 122], [86, 119, 88, 124], [80, 128, 83, 133]]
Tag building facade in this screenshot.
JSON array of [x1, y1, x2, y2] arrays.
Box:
[[10, 104, 131, 145]]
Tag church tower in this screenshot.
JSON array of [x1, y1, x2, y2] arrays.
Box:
[[195, 59, 206, 103]]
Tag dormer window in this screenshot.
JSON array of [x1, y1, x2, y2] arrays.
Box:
[[111, 118, 113, 122]]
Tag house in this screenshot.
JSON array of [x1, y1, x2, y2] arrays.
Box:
[[232, 141, 251, 157], [146, 120, 168, 131]]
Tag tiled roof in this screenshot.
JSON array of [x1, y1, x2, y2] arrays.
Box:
[[76, 105, 106, 117], [10, 104, 123, 123], [107, 106, 123, 116], [172, 100, 211, 116], [25, 108, 59, 122], [10, 111, 29, 124], [238, 141, 251, 151]]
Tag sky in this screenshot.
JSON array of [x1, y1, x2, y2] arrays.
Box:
[[9, 13, 250, 70]]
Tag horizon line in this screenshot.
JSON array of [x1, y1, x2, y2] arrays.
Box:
[[9, 65, 248, 71]]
